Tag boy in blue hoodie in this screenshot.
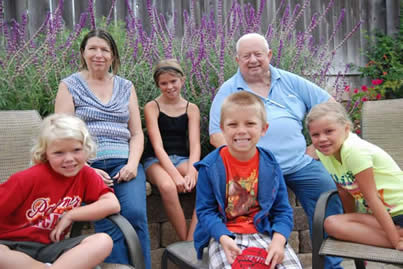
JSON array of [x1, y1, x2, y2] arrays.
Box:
[[194, 91, 302, 269]]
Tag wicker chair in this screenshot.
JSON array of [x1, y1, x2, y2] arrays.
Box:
[[0, 110, 144, 269], [312, 99, 403, 269]]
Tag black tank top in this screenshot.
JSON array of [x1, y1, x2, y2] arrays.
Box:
[[143, 100, 190, 159]]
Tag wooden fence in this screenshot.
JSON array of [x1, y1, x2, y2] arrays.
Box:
[[1, 0, 401, 85]]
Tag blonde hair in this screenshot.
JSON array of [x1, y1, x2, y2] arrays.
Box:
[[153, 59, 185, 85], [236, 33, 270, 55], [31, 113, 97, 164], [306, 102, 353, 130], [220, 91, 267, 127]]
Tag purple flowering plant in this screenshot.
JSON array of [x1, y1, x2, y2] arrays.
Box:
[[0, 0, 361, 154]]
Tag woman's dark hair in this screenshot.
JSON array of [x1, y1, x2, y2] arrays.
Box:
[[79, 29, 120, 75]]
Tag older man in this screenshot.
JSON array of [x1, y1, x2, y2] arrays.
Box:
[[209, 33, 343, 269]]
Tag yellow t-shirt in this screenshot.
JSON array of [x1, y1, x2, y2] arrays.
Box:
[[317, 133, 403, 216]]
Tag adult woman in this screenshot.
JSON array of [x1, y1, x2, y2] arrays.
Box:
[[54, 29, 151, 268]]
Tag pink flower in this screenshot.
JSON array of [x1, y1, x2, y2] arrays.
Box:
[[361, 85, 368, 92], [376, 93, 382, 100], [355, 129, 361, 135], [344, 85, 350, 92], [372, 79, 383, 86], [353, 88, 359, 94], [362, 97, 368, 102]]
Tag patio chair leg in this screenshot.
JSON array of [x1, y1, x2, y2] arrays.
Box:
[[311, 250, 325, 269], [161, 249, 169, 269]]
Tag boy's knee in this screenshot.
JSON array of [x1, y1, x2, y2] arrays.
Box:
[[88, 232, 113, 243], [84, 233, 113, 250], [0, 244, 11, 261], [0, 245, 9, 251]]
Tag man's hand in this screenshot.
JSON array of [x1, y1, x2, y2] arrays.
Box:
[[305, 144, 319, 160], [219, 235, 241, 264], [210, 132, 227, 148]]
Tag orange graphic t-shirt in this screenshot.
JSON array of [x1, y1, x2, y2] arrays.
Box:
[[220, 147, 261, 234]]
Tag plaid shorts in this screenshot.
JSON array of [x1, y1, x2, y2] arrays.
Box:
[[208, 233, 302, 269]]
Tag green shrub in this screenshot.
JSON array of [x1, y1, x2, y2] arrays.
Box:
[[0, 0, 361, 155]]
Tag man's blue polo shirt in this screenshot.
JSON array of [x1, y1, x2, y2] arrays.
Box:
[[209, 65, 331, 175]]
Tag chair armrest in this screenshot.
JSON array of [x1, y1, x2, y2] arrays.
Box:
[[107, 214, 145, 269], [312, 189, 339, 268]]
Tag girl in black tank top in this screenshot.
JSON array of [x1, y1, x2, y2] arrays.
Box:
[[143, 59, 200, 241]]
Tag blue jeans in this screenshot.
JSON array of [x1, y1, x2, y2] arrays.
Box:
[[285, 159, 344, 269], [91, 159, 151, 269]]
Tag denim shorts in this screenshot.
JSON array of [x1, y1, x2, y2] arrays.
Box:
[[143, 155, 188, 171]]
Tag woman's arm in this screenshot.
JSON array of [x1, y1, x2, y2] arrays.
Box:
[[54, 82, 75, 114], [356, 167, 400, 248], [336, 184, 355, 213], [185, 103, 201, 190], [144, 100, 186, 192], [116, 86, 144, 182]]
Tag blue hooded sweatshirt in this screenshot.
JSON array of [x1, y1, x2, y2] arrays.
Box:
[[193, 146, 293, 259]]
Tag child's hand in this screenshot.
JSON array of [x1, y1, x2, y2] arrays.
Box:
[[396, 239, 403, 251], [173, 175, 187, 193], [93, 168, 114, 186], [265, 233, 286, 269], [219, 235, 241, 264], [50, 212, 73, 243], [184, 168, 198, 191], [114, 163, 138, 183], [305, 144, 319, 160]]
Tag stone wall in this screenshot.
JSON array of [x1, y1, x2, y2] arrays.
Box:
[[147, 185, 312, 268]]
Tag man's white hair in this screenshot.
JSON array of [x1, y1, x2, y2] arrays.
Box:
[[236, 33, 270, 55]]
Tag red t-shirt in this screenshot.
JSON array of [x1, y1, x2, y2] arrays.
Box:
[[0, 163, 112, 244], [220, 147, 261, 234]]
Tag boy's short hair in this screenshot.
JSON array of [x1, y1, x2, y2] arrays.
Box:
[[31, 114, 97, 164], [306, 101, 353, 130], [220, 91, 267, 126]]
